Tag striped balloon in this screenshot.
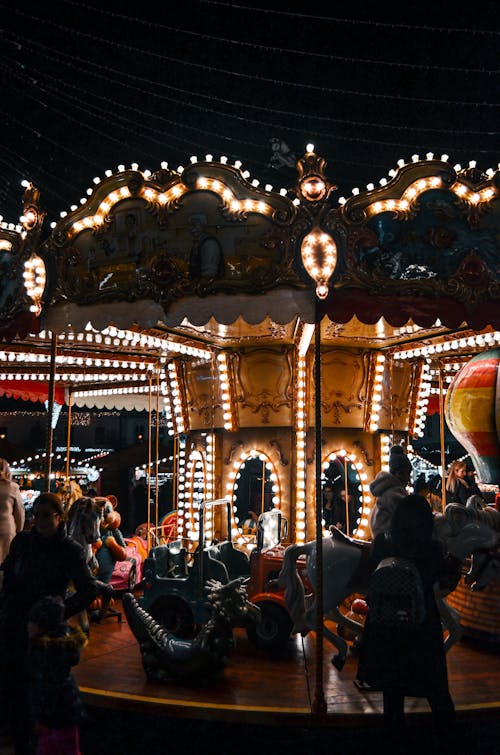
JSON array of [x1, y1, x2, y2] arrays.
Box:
[[444, 348, 500, 484]]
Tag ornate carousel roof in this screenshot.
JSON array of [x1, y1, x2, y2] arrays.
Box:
[[0, 148, 499, 415]]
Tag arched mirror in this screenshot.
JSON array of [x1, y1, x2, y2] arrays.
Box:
[[321, 450, 364, 535], [231, 451, 280, 537]]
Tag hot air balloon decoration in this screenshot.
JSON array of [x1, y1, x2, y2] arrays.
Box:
[[444, 348, 500, 484]]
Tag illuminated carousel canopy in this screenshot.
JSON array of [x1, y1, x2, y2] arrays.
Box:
[[0, 148, 497, 338], [41, 150, 500, 333], [0, 148, 498, 426]]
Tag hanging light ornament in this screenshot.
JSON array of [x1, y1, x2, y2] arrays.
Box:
[[297, 146, 337, 299], [300, 229, 337, 299]]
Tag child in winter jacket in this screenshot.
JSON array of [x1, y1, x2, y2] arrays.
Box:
[[27, 595, 87, 755]]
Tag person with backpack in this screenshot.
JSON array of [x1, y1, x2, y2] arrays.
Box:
[[369, 445, 412, 538], [357, 494, 456, 751]]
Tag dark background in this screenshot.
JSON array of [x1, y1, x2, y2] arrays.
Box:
[[1, 0, 498, 228]]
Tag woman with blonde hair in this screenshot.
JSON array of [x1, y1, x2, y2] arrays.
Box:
[[446, 460, 473, 505], [0, 457, 25, 563]]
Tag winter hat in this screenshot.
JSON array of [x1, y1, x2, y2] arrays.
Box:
[[28, 595, 65, 633], [388, 445, 412, 476]]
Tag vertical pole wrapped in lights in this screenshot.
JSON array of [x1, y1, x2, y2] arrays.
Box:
[[313, 317, 327, 716]]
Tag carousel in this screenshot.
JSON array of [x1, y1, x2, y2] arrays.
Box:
[[0, 146, 499, 722]]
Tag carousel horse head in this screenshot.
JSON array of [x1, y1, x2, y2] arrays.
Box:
[[67, 496, 104, 548]]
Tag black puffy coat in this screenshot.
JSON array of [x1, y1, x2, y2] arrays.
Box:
[[356, 531, 450, 697], [0, 524, 98, 659]]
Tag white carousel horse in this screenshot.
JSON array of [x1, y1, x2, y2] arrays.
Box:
[[278, 502, 499, 671], [67, 496, 109, 631], [67, 496, 104, 572]]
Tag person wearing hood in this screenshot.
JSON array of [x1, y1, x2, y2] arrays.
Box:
[[0, 492, 98, 754], [369, 446, 413, 539], [0, 458, 25, 564], [358, 494, 456, 751]]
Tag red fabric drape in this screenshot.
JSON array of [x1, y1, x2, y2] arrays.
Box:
[[0, 379, 66, 405], [0, 312, 40, 341], [318, 288, 500, 331]]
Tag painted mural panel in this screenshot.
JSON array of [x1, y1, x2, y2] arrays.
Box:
[[340, 188, 500, 308], [361, 190, 499, 281], [46, 166, 301, 308]]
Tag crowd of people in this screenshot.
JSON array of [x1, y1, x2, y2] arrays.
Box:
[[0, 484, 98, 754], [0, 449, 492, 753], [0, 459, 133, 754]]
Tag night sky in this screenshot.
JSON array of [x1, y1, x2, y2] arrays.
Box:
[[1, 0, 498, 228]]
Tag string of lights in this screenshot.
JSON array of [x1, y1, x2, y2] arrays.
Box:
[[1, 1, 497, 225], [3, 6, 498, 107], [58, 0, 500, 74], [201, 1, 500, 35], [5, 31, 497, 139]]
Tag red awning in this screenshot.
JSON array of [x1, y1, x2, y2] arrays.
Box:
[[0, 380, 66, 405]]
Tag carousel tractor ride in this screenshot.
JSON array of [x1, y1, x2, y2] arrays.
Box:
[[139, 499, 251, 636], [244, 508, 302, 652], [140, 501, 303, 651]]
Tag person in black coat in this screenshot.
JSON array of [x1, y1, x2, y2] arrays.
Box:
[[356, 494, 456, 751], [0, 492, 98, 754]]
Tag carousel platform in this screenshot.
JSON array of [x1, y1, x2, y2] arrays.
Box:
[[74, 593, 500, 732]]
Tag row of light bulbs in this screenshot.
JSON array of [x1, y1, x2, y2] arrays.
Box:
[[409, 363, 432, 438], [368, 353, 386, 432], [36, 149, 499, 231], [295, 356, 308, 544], [393, 331, 500, 360]]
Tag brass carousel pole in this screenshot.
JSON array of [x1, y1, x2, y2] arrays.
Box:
[[261, 459, 266, 515], [438, 362, 447, 512], [313, 316, 327, 715], [155, 363, 160, 530], [43, 331, 57, 491], [147, 373, 153, 547], [65, 391, 72, 486]]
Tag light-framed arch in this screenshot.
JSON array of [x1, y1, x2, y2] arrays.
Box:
[[226, 447, 281, 551], [320, 447, 370, 538]]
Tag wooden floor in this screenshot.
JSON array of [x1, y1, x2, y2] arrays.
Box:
[[73, 594, 500, 729]]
